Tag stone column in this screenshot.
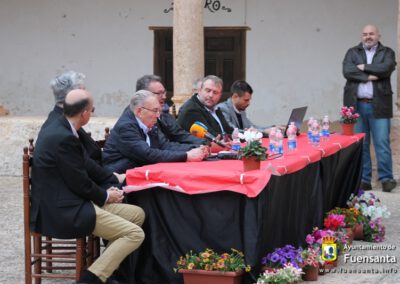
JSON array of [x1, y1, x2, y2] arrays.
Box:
[[172, 0, 204, 111]]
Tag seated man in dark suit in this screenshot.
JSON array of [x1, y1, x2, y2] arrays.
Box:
[[135, 74, 207, 147], [103, 90, 207, 174], [217, 80, 273, 136], [31, 89, 145, 284], [177, 75, 234, 138], [43, 71, 124, 188]]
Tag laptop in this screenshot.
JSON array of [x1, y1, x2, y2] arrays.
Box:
[[283, 106, 308, 137]]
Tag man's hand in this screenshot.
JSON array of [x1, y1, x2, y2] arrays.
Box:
[[106, 187, 124, 203], [113, 172, 126, 184], [199, 145, 210, 158], [186, 147, 205, 162], [357, 64, 365, 71], [368, 75, 379, 81]]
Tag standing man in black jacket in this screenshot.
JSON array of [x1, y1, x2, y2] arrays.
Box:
[[32, 89, 145, 284], [342, 24, 397, 192]]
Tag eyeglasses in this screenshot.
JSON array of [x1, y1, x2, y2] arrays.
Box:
[[141, 106, 161, 115], [152, 90, 167, 96]]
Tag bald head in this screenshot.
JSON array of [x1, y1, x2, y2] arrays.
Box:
[[361, 24, 381, 48], [63, 89, 93, 118]]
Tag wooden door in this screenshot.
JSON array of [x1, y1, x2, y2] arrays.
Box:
[[152, 27, 247, 103]]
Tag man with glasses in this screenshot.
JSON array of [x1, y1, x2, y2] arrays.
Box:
[[178, 75, 233, 137], [135, 75, 205, 148], [103, 90, 207, 174]]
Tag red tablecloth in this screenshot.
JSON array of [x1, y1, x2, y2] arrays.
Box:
[[124, 133, 364, 197]]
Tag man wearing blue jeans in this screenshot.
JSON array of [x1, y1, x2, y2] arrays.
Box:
[[342, 24, 397, 192]]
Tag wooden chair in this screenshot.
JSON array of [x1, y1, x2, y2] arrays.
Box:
[[23, 140, 98, 284]]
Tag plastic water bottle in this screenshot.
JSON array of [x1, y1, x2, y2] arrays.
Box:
[[231, 128, 241, 152], [275, 128, 284, 155], [268, 127, 276, 154], [321, 115, 330, 141], [311, 120, 321, 147], [286, 122, 297, 152], [307, 117, 314, 143]]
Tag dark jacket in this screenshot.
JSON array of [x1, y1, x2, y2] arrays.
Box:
[[31, 116, 107, 238], [177, 94, 234, 137], [158, 111, 205, 146], [123, 105, 205, 147], [103, 110, 188, 174], [342, 42, 396, 118], [41, 105, 118, 188], [42, 105, 103, 163]]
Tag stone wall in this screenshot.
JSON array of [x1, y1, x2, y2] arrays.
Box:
[[0, 116, 117, 176], [0, 116, 399, 183]]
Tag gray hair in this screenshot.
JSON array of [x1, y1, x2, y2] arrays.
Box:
[[130, 90, 155, 112], [201, 75, 223, 89], [136, 74, 162, 91], [50, 70, 86, 105]]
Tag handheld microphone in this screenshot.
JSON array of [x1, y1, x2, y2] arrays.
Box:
[[189, 122, 227, 148]]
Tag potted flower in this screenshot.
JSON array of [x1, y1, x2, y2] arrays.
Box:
[[256, 263, 303, 284], [328, 207, 365, 240], [323, 213, 346, 232], [339, 106, 360, 135], [174, 248, 251, 284], [347, 191, 390, 242], [238, 128, 267, 171], [261, 245, 303, 271], [300, 247, 319, 281]]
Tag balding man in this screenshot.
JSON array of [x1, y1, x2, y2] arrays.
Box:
[[343, 24, 397, 192], [31, 89, 145, 284], [103, 90, 206, 174]]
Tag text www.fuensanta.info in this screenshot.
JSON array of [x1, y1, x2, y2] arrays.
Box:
[[322, 267, 398, 274]]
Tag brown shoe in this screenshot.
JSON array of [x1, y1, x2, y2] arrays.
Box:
[[360, 182, 372, 191], [382, 179, 397, 192]]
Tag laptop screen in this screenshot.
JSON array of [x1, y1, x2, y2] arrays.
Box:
[[284, 106, 308, 136]]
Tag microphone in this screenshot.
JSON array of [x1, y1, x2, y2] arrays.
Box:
[[189, 122, 227, 148]]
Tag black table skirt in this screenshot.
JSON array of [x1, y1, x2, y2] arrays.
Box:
[[118, 140, 362, 284]]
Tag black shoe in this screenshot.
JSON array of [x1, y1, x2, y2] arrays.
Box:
[[76, 270, 102, 284], [382, 179, 397, 192], [360, 182, 372, 191]]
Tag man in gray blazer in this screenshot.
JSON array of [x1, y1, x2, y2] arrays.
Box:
[[217, 80, 272, 136]]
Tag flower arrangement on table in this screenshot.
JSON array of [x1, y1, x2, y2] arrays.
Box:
[[261, 244, 303, 269], [339, 106, 360, 124], [347, 191, 390, 242], [256, 263, 303, 284], [237, 128, 267, 161], [174, 248, 251, 273]]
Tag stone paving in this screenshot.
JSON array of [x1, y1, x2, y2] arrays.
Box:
[[1, 176, 399, 284]]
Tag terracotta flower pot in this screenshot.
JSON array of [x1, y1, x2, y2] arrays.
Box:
[[179, 269, 243, 284], [341, 123, 355, 135], [353, 223, 364, 240], [242, 156, 261, 171], [302, 265, 319, 281], [260, 265, 277, 273]]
